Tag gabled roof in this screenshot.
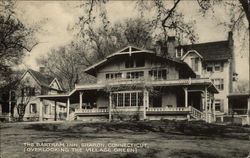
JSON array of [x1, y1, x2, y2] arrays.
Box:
[[49, 78, 63, 91], [181, 50, 203, 60], [178, 40, 232, 61], [84, 45, 192, 76], [27, 69, 54, 87], [84, 45, 155, 74]]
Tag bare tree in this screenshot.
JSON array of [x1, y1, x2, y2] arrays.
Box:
[[15, 79, 39, 121], [0, 0, 38, 88], [38, 18, 154, 90]]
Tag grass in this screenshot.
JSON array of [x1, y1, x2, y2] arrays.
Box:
[[0, 120, 250, 158]]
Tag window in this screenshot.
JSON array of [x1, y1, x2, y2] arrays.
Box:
[[126, 71, 144, 79], [106, 73, 122, 80], [211, 79, 224, 90], [214, 99, 222, 111], [44, 104, 49, 114], [206, 65, 213, 72], [118, 93, 123, 107], [30, 103, 37, 113], [191, 58, 199, 72], [214, 62, 223, 72], [21, 87, 35, 96], [131, 93, 137, 106], [112, 92, 143, 107], [206, 62, 224, 72], [125, 93, 130, 107], [176, 48, 183, 58], [149, 69, 167, 80]]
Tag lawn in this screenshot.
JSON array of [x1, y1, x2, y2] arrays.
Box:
[[0, 120, 250, 158]]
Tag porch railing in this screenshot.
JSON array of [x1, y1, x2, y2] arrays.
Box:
[[189, 106, 205, 120], [75, 108, 108, 113], [146, 107, 189, 112]]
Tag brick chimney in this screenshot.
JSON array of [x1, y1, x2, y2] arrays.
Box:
[[39, 67, 46, 74], [228, 31, 237, 92], [155, 40, 164, 56], [166, 36, 178, 58]]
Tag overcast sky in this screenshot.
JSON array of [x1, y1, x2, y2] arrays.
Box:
[[14, 1, 249, 80]]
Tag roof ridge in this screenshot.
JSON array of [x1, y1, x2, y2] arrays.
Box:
[[179, 40, 229, 47]]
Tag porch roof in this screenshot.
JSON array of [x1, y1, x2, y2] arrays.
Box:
[[37, 78, 218, 102], [227, 93, 250, 98]]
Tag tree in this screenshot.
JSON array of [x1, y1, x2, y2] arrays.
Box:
[[37, 42, 96, 91], [0, 0, 37, 88], [15, 78, 39, 121], [38, 18, 154, 90], [233, 80, 250, 93]]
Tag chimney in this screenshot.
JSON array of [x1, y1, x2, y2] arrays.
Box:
[[39, 67, 45, 74], [227, 31, 237, 93], [167, 36, 178, 58], [155, 40, 166, 56], [228, 31, 233, 46]]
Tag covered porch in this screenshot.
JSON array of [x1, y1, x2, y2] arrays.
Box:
[[227, 93, 250, 125], [38, 78, 218, 122]]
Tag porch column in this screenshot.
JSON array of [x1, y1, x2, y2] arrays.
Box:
[[209, 93, 212, 112], [79, 91, 83, 110], [39, 99, 43, 121], [212, 98, 216, 122], [247, 97, 250, 125], [109, 93, 112, 122], [66, 98, 70, 120], [8, 91, 11, 121], [54, 100, 57, 121], [184, 87, 188, 107], [204, 87, 208, 122], [143, 89, 148, 120]]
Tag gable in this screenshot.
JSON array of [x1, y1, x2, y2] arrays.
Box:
[[180, 41, 232, 61], [49, 78, 62, 90], [20, 71, 41, 88]]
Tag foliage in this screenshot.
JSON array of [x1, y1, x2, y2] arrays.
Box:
[[233, 80, 250, 93], [0, 0, 37, 88], [15, 77, 40, 120], [38, 18, 154, 90]]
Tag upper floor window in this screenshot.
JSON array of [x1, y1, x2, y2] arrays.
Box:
[[30, 103, 37, 113], [206, 62, 224, 72], [191, 58, 199, 72], [106, 73, 122, 80], [211, 78, 224, 90], [214, 63, 223, 71], [126, 71, 144, 79], [21, 87, 35, 96], [149, 69, 167, 80]]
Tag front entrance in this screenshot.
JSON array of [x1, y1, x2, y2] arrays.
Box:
[[188, 92, 202, 111]]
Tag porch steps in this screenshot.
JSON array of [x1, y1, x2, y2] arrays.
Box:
[[190, 107, 205, 120], [68, 112, 76, 121]]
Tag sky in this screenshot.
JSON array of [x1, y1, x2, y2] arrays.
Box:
[[14, 0, 249, 81]]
